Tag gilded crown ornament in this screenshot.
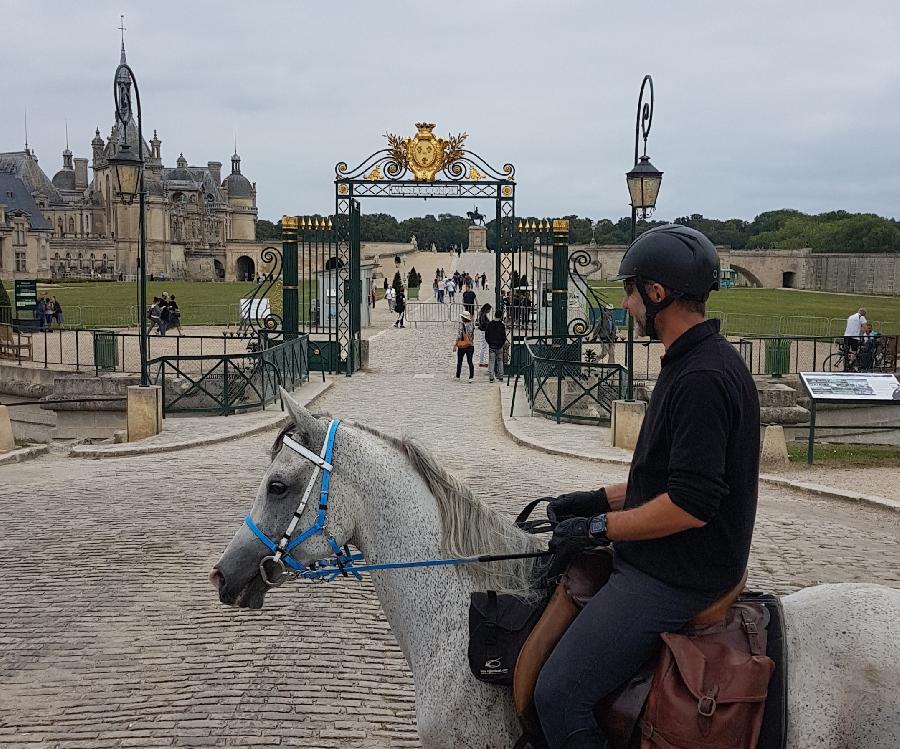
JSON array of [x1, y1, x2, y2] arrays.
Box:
[[384, 122, 468, 181]]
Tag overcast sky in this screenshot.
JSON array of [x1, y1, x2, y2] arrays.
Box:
[[2, 1, 899, 223]]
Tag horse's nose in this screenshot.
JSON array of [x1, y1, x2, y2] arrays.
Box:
[[209, 567, 225, 592]]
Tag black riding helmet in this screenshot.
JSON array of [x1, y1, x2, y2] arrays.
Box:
[[611, 224, 720, 300], [611, 224, 720, 338]]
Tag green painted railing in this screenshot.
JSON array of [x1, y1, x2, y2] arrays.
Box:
[[150, 333, 309, 416]]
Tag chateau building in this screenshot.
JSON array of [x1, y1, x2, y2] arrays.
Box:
[[0, 41, 266, 283]]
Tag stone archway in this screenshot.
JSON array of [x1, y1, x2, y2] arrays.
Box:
[[213, 259, 225, 280], [236, 255, 255, 282], [729, 264, 763, 288]]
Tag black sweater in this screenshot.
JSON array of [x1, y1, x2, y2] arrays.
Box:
[[616, 319, 760, 595]]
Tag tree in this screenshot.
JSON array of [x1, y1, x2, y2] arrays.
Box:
[[256, 219, 280, 240], [407, 267, 421, 288], [392, 271, 404, 295]]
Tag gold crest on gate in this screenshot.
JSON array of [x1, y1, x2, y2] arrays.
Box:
[[385, 122, 468, 182]]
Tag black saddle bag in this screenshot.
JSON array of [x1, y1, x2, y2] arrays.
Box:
[[468, 590, 544, 685]]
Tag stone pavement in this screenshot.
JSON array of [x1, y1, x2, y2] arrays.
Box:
[[1, 275, 899, 747]]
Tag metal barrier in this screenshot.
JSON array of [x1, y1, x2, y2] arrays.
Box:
[[510, 337, 626, 424], [406, 301, 464, 325], [151, 333, 309, 416]]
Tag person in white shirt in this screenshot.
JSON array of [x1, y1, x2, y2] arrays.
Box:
[[386, 286, 396, 312], [445, 278, 456, 302], [842, 307, 867, 364]]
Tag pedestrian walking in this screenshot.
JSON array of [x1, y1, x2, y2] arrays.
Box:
[[484, 309, 507, 383], [169, 295, 184, 336], [34, 297, 46, 330], [148, 297, 162, 335], [50, 297, 64, 328], [453, 311, 475, 381], [394, 289, 406, 328], [445, 277, 456, 302], [476, 303, 492, 367], [435, 276, 445, 304], [158, 299, 171, 336], [386, 285, 396, 311], [462, 286, 477, 317]]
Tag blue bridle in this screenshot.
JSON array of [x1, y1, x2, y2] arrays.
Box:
[[244, 418, 550, 586], [244, 419, 365, 585]]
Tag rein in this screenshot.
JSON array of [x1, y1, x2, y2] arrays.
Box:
[[244, 419, 549, 587]]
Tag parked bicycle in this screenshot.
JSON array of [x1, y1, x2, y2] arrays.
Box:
[[823, 337, 890, 372]]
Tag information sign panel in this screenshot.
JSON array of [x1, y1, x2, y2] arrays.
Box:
[[239, 297, 271, 321], [14, 279, 37, 316], [800, 372, 900, 402]]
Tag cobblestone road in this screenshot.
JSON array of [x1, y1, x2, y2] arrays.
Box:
[[1, 298, 899, 747]]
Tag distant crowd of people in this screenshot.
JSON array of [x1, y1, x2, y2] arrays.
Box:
[[148, 293, 183, 336], [432, 268, 488, 305], [33, 296, 64, 329]]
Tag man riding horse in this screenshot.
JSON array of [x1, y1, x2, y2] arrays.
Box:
[[536, 225, 760, 748], [467, 206, 486, 225]]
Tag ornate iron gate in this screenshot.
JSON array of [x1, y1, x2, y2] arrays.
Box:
[[281, 203, 362, 375]]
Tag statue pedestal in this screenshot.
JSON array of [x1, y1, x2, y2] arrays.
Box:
[[468, 224, 487, 252]]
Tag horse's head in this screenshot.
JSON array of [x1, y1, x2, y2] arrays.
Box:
[[210, 391, 359, 608]]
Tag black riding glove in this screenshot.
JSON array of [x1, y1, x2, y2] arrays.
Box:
[[547, 516, 609, 558], [546, 488, 610, 524]]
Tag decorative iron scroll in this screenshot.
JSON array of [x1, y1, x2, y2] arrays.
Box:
[[567, 249, 613, 341], [227, 246, 284, 343], [335, 122, 515, 184]]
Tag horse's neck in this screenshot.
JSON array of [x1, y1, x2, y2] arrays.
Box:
[[351, 477, 468, 670], [348, 451, 514, 675]]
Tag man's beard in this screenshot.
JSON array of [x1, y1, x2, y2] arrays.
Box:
[[634, 312, 647, 337]]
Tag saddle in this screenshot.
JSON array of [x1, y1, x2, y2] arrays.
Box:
[[512, 550, 785, 749]]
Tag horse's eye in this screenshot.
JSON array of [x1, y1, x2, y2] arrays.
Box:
[[268, 480, 288, 496]]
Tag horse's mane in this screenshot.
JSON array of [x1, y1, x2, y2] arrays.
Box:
[[273, 419, 544, 598]]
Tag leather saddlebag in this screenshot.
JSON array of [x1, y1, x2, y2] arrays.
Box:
[[469, 590, 544, 685], [641, 603, 775, 749]]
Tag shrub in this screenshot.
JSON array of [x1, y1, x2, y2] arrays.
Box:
[[407, 267, 421, 288], [0, 280, 11, 310], [392, 271, 404, 296]]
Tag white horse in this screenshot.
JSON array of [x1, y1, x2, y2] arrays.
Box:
[[212, 393, 900, 748]]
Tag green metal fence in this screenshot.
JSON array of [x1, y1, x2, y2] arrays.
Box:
[[511, 337, 626, 424], [150, 333, 309, 416]]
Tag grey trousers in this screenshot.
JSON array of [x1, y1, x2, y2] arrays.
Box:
[[488, 346, 504, 381], [534, 554, 720, 748]]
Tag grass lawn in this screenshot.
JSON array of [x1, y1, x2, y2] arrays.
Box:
[[787, 442, 900, 467], [0, 280, 317, 327], [590, 283, 900, 333]]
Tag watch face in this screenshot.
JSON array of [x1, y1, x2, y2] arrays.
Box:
[[590, 514, 606, 537]]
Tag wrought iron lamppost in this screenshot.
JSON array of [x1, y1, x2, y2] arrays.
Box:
[[624, 74, 663, 401], [107, 62, 148, 386]]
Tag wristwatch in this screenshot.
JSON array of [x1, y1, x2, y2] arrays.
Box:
[[589, 513, 609, 542]]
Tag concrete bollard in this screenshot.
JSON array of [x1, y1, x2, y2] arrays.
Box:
[[760, 424, 790, 470], [127, 385, 163, 442], [610, 400, 646, 450], [0, 406, 15, 453]]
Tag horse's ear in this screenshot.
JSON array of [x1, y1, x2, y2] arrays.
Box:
[[279, 388, 319, 438]]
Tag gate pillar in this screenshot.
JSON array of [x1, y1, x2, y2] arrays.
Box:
[[552, 219, 569, 341], [281, 215, 299, 338]]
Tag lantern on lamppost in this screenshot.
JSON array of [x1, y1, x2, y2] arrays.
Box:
[[107, 141, 142, 204], [624, 74, 663, 401], [626, 154, 663, 222]]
